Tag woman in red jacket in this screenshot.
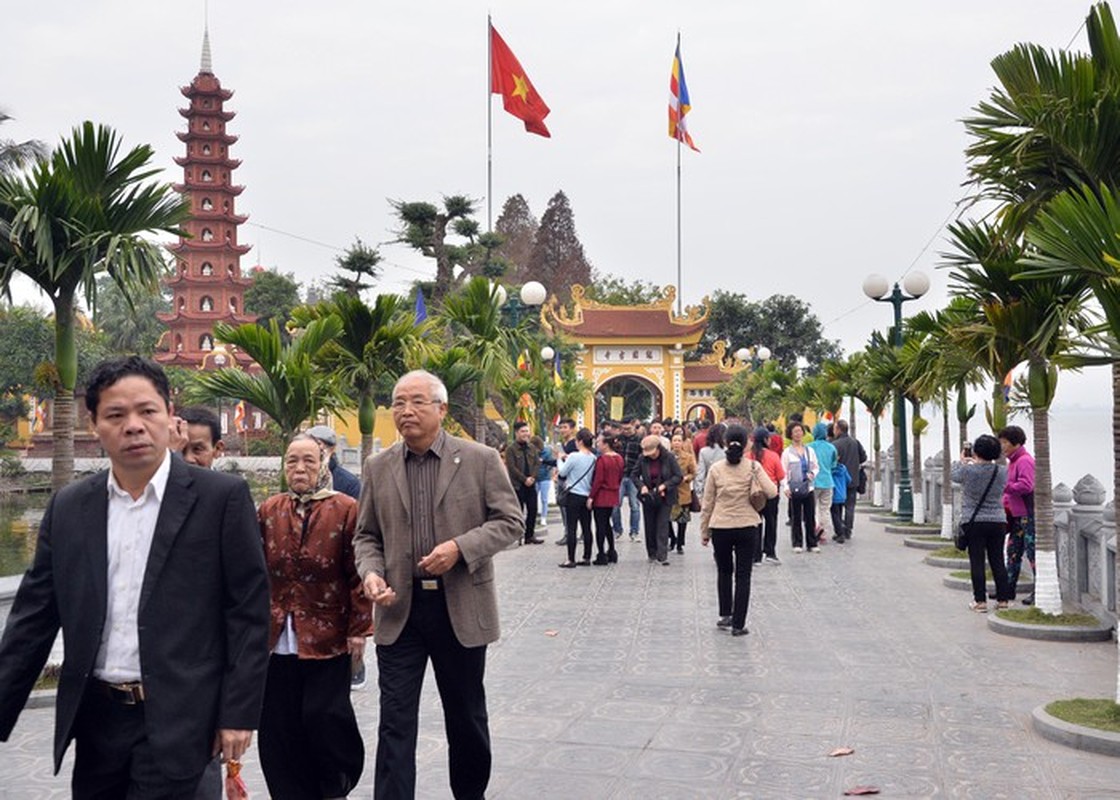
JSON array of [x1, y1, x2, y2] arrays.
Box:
[[748, 426, 786, 565], [589, 434, 624, 564]]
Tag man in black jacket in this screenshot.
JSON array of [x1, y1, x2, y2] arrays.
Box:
[[0, 356, 270, 797], [831, 419, 867, 541], [504, 421, 543, 544], [635, 435, 683, 564]]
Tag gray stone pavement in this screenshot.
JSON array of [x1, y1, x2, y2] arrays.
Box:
[[3, 503, 1120, 798]]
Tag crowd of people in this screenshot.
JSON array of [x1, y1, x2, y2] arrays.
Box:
[[0, 352, 1039, 797]]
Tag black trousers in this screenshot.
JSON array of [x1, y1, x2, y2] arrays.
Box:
[[375, 586, 490, 800], [516, 484, 538, 541], [711, 527, 759, 630], [830, 503, 846, 539], [789, 492, 816, 548], [564, 494, 593, 562], [755, 496, 779, 562], [259, 653, 365, 800], [966, 520, 1013, 603], [643, 501, 671, 561], [592, 506, 617, 558], [71, 686, 207, 800]]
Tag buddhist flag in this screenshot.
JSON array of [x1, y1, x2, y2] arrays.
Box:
[[517, 351, 530, 371], [552, 351, 563, 388], [669, 41, 699, 152], [490, 22, 551, 137], [414, 288, 428, 325]]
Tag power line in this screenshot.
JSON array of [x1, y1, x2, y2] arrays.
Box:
[[243, 221, 432, 279]]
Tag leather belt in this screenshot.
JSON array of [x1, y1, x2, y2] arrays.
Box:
[[92, 679, 146, 705], [414, 578, 441, 591]]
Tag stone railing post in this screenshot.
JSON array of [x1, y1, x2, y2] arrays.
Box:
[[1068, 475, 1108, 621]]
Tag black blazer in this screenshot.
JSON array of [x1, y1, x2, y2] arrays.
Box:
[[635, 447, 683, 508], [0, 456, 271, 779]]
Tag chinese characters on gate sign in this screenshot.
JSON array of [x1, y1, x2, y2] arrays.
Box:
[[592, 346, 663, 365]]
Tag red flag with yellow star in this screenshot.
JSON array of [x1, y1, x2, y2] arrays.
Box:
[[490, 23, 551, 137]]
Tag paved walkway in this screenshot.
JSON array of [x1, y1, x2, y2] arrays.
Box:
[[2, 504, 1119, 798]]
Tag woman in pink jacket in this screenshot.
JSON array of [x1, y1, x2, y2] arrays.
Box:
[[999, 426, 1036, 605]]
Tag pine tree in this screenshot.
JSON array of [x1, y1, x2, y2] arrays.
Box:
[[526, 190, 592, 303], [494, 194, 538, 283]]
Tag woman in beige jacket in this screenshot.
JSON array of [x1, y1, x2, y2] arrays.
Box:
[[700, 424, 778, 636]]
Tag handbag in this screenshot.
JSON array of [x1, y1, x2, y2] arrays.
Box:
[[789, 450, 812, 497], [689, 493, 701, 513], [856, 466, 868, 495], [748, 465, 768, 512], [557, 459, 594, 505], [955, 465, 998, 551]]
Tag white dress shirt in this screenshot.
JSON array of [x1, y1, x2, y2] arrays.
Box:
[[93, 451, 172, 683]]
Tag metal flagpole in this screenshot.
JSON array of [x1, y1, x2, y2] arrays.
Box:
[[675, 31, 683, 316], [487, 15, 494, 231]]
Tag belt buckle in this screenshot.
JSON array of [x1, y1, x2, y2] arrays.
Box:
[[420, 579, 439, 591], [110, 682, 145, 705]]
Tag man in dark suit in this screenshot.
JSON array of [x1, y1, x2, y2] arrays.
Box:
[[355, 369, 522, 800], [0, 356, 271, 798]]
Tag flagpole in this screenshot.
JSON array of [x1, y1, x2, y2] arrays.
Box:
[[487, 14, 494, 231], [675, 31, 683, 316]]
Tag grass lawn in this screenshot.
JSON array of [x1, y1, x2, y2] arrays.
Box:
[[929, 546, 968, 559], [915, 535, 947, 542], [996, 607, 1100, 626], [1046, 699, 1120, 733]]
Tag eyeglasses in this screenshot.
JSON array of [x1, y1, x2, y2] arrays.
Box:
[[391, 397, 441, 411]]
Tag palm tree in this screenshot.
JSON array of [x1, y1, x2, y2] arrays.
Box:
[[434, 276, 527, 445], [0, 122, 188, 490], [944, 219, 1096, 615], [851, 331, 898, 507], [188, 317, 346, 488], [293, 292, 419, 463], [0, 112, 47, 175]]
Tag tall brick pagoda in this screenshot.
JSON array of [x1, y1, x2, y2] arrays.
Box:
[[156, 28, 256, 369]]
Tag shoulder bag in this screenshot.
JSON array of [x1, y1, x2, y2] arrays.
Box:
[[748, 462, 768, 512], [955, 465, 998, 551], [557, 459, 595, 505]]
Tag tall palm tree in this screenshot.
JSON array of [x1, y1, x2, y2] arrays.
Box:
[[188, 317, 346, 489], [852, 331, 899, 507], [0, 122, 188, 490], [293, 292, 419, 463], [435, 276, 528, 445], [944, 218, 1096, 615]]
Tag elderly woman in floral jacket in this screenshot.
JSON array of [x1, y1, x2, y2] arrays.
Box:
[[257, 434, 374, 799]]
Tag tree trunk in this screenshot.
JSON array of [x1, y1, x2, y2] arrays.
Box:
[[872, 417, 883, 507], [910, 399, 924, 524], [1032, 404, 1062, 615], [941, 394, 953, 540], [358, 391, 375, 465], [360, 433, 374, 468], [849, 395, 857, 440], [50, 391, 75, 492], [51, 296, 78, 492], [1113, 364, 1120, 703]]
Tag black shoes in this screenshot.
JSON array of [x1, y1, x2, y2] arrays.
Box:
[[607, 551, 618, 563], [592, 554, 609, 565], [1022, 593, 1035, 606], [525, 537, 545, 545], [558, 561, 576, 568], [731, 627, 749, 637], [716, 616, 732, 629]]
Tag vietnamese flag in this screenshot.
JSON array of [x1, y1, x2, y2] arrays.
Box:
[[490, 23, 551, 137]]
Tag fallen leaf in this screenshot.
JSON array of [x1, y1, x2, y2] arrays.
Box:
[[828, 747, 855, 757], [843, 786, 880, 796], [544, 630, 559, 637]]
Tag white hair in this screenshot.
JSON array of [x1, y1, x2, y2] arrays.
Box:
[[394, 369, 449, 404]]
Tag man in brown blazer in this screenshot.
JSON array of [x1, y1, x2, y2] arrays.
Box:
[[354, 370, 522, 800]]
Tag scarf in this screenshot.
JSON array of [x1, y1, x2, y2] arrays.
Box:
[[287, 443, 339, 519]]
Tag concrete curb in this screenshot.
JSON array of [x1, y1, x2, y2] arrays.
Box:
[[942, 574, 1035, 593], [885, 524, 941, 535], [924, 554, 971, 568], [869, 514, 900, 524], [903, 536, 946, 550], [1032, 704, 1120, 757], [988, 614, 1113, 642], [25, 690, 55, 710]]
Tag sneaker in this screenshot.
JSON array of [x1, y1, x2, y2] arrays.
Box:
[[765, 555, 782, 565], [808, 547, 821, 554], [554, 537, 566, 546], [716, 616, 733, 628], [614, 531, 623, 540], [630, 534, 640, 543], [1022, 593, 1035, 606], [351, 661, 367, 691], [792, 546, 803, 553], [968, 601, 988, 613]]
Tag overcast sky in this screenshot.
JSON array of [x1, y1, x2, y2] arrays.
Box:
[[4, 0, 1100, 352], [6, 1, 1118, 487]]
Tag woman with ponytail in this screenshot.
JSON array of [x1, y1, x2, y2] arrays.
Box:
[[699, 425, 778, 636]]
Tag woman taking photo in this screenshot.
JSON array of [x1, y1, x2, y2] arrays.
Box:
[[257, 435, 372, 798], [589, 434, 624, 564], [557, 428, 597, 568], [780, 422, 819, 553], [747, 426, 785, 565], [951, 434, 1012, 612], [699, 425, 778, 636], [669, 431, 697, 553]]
